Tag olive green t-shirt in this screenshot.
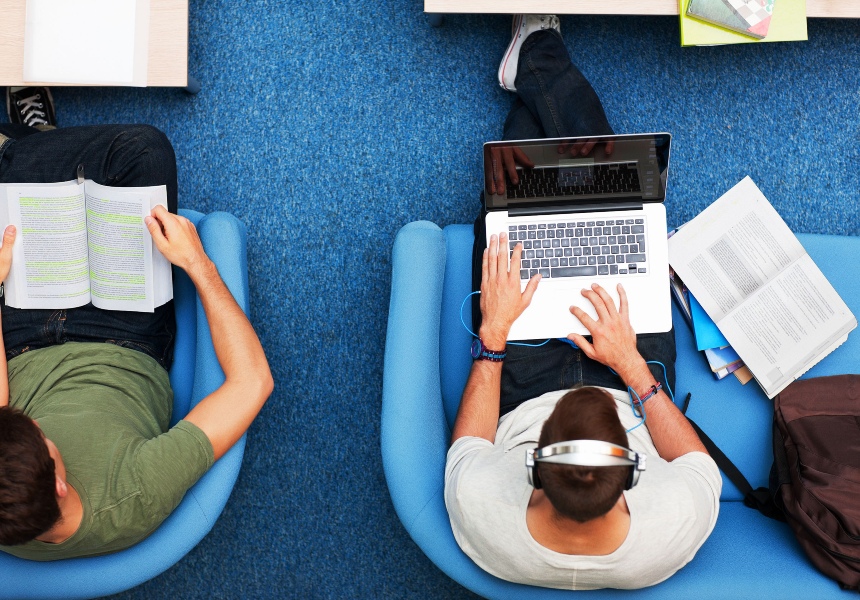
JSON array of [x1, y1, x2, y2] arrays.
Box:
[[0, 342, 214, 561]]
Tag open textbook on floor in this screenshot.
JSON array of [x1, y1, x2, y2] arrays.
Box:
[[0, 180, 172, 312], [668, 177, 856, 398]]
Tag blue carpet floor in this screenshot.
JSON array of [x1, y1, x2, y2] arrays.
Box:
[[45, 2, 860, 598]]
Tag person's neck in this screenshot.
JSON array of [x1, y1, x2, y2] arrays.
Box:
[[35, 482, 83, 544], [526, 489, 630, 555]]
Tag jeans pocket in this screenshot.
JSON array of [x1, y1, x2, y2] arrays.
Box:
[[6, 345, 28, 361]]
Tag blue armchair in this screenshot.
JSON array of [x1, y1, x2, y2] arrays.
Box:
[[0, 210, 249, 600], [382, 221, 859, 599]]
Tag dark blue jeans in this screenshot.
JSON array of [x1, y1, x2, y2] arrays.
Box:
[[0, 124, 178, 369], [471, 31, 675, 416]]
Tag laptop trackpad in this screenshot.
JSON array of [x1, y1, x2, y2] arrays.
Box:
[[508, 277, 671, 340]]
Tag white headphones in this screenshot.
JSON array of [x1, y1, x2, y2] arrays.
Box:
[[526, 439, 646, 491]]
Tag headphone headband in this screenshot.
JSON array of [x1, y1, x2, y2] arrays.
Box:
[[532, 440, 643, 468], [526, 439, 646, 490]]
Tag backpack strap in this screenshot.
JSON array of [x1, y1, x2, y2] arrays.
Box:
[[687, 418, 785, 522]]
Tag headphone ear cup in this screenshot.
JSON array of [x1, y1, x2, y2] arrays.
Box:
[[625, 465, 638, 490], [532, 463, 543, 490]]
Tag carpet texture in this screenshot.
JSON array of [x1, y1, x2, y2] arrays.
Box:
[[40, 2, 860, 598]]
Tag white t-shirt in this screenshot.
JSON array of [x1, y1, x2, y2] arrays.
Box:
[[444, 388, 721, 590]]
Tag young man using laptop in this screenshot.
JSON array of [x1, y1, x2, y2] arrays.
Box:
[[444, 16, 721, 589]]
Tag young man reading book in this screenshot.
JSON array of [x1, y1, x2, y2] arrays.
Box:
[[0, 123, 274, 559], [444, 16, 721, 589]]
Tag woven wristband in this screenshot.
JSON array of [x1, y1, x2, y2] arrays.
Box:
[[634, 382, 662, 406]]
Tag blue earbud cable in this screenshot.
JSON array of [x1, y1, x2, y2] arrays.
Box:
[[459, 291, 550, 347]]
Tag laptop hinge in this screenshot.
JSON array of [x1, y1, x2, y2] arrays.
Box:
[[508, 202, 644, 217]]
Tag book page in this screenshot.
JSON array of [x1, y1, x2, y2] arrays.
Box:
[[84, 182, 168, 312], [1, 182, 91, 309], [720, 256, 856, 397], [669, 177, 856, 398], [668, 177, 806, 322]]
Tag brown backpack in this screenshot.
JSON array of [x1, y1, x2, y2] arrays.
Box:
[[689, 375, 860, 591]]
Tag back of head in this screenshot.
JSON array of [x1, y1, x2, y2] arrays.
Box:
[[537, 387, 629, 523], [0, 407, 60, 545]]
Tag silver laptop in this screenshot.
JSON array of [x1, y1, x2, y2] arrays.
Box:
[[483, 133, 673, 340]]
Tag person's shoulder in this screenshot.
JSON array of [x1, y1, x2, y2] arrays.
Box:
[[445, 436, 495, 490], [445, 436, 528, 512], [626, 453, 721, 546], [625, 452, 721, 545], [668, 451, 722, 495], [619, 459, 720, 584]]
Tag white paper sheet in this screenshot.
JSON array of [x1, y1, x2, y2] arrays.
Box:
[[23, 0, 149, 86], [668, 177, 856, 398]]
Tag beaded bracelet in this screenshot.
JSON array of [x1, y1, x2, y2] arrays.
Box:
[[633, 382, 662, 407]]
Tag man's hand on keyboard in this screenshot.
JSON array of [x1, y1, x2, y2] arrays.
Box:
[[485, 144, 535, 196], [478, 232, 541, 348], [557, 138, 615, 158], [566, 283, 644, 376]]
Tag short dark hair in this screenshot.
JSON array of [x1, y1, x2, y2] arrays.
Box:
[[0, 407, 60, 545], [537, 387, 629, 523]]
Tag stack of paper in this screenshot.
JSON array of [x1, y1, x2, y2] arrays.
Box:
[[680, 0, 808, 47], [23, 0, 149, 86], [668, 177, 856, 399]]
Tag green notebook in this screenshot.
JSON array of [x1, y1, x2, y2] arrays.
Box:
[[680, 0, 807, 46]]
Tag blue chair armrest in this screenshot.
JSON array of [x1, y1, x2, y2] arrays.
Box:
[[383, 222, 450, 531]]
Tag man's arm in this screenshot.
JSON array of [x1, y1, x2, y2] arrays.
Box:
[[0, 225, 16, 408], [450, 233, 539, 444], [568, 284, 707, 461], [145, 207, 274, 460]]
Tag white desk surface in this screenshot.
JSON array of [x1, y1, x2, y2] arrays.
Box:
[[0, 0, 188, 87], [424, 0, 859, 18]]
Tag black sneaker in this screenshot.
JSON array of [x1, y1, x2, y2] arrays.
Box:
[[6, 87, 56, 128]]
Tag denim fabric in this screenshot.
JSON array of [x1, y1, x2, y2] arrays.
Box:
[[471, 30, 676, 416], [0, 124, 178, 369], [499, 335, 676, 417], [505, 30, 614, 141]]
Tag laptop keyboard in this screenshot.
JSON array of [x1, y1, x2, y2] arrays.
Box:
[[506, 162, 641, 199], [507, 218, 648, 280]]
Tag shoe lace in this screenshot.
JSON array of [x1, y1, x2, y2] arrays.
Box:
[[16, 94, 49, 127], [540, 15, 559, 29]]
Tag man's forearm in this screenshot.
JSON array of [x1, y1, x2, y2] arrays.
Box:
[[450, 326, 508, 444], [618, 360, 707, 461], [452, 233, 539, 445], [187, 259, 269, 386], [182, 257, 273, 459], [451, 360, 503, 444]]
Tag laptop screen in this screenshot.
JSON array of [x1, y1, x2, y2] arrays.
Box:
[[483, 133, 671, 210]]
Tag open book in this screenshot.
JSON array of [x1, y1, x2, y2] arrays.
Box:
[[0, 180, 172, 312], [668, 177, 856, 398]]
